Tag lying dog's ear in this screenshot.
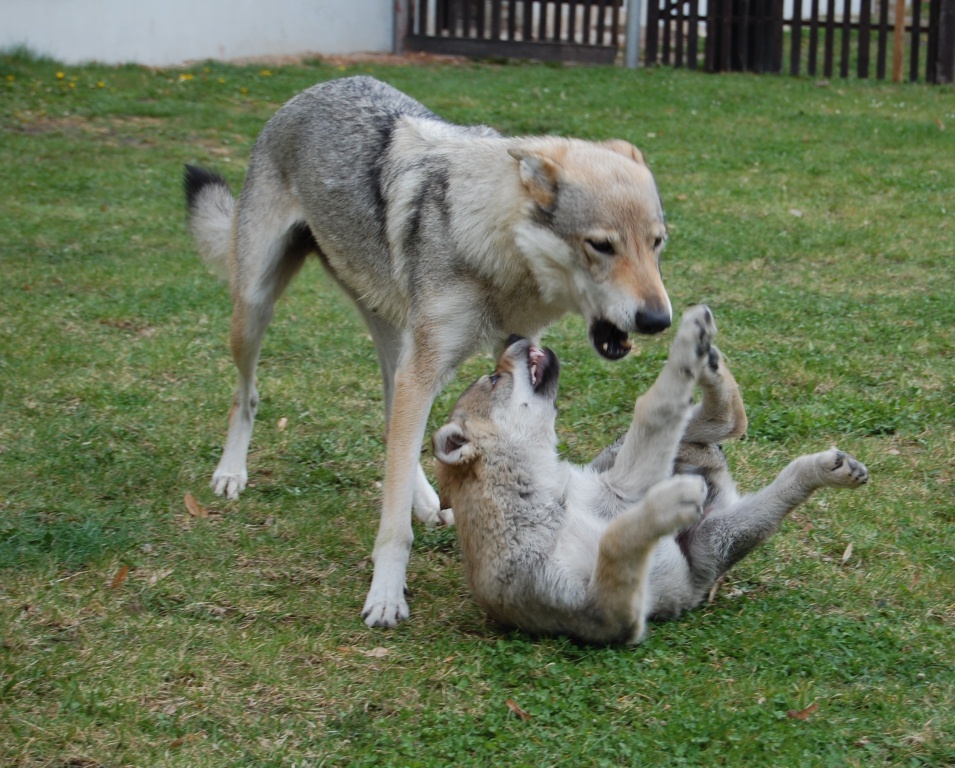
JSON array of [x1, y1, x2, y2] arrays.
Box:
[[602, 139, 645, 165], [433, 421, 475, 466], [508, 148, 559, 212]]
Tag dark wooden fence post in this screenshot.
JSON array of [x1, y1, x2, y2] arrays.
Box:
[[937, 0, 955, 83]]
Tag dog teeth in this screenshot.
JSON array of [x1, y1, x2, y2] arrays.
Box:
[[530, 362, 538, 385]]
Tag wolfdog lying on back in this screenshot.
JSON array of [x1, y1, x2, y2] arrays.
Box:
[[433, 306, 869, 644]]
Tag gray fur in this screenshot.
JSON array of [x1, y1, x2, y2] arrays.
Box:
[[185, 76, 675, 627], [434, 307, 869, 645]]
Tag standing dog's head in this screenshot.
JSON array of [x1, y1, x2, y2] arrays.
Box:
[[509, 138, 670, 360], [433, 336, 560, 501]]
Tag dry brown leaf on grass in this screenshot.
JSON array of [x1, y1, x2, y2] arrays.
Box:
[[109, 565, 129, 590], [506, 699, 533, 721], [184, 492, 208, 518], [787, 701, 819, 720], [360, 647, 390, 659]]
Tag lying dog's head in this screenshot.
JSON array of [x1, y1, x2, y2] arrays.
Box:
[[509, 138, 671, 360], [433, 336, 560, 495]]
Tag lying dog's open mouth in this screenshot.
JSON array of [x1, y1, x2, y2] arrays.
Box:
[[528, 344, 559, 394], [590, 319, 633, 361]]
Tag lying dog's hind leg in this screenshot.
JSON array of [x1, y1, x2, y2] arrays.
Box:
[[212, 220, 309, 499], [681, 346, 748, 445], [590, 475, 706, 644], [679, 449, 869, 599]]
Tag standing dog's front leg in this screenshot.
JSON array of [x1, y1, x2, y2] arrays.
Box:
[[602, 305, 716, 499], [361, 361, 439, 627]]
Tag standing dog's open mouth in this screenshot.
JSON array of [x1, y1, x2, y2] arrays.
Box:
[[590, 320, 633, 360]]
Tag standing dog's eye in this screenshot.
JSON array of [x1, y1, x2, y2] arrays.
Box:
[[585, 238, 616, 256], [653, 236, 665, 249]]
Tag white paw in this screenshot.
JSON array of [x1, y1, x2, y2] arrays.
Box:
[[820, 449, 870, 488], [211, 468, 247, 499], [646, 475, 706, 534], [672, 305, 716, 379], [362, 589, 410, 628]]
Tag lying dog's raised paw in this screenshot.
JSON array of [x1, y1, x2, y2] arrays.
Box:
[[644, 475, 706, 537], [821, 449, 870, 488], [671, 305, 716, 380]]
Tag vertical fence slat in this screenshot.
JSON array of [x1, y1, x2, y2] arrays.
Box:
[[647, 0, 661, 63], [877, 0, 890, 78], [858, 0, 872, 77], [840, 0, 852, 77], [824, 0, 836, 76], [893, 0, 905, 81], [941, 0, 955, 83], [611, 0, 622, 49], [688, 0, 700, 68], [663, 0, 673, 63], [910, 0, 922, 80], [791, 0, 803, 74], [744, 0, 750, 69], [675, 0, 685, 65], [772, 0, 784, 71], [808, 0, 820, 75], [597, 0, 608, 46]]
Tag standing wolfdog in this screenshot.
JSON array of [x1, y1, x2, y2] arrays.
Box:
[[433, 307, 869, 644], [184, 76, 673, 627]]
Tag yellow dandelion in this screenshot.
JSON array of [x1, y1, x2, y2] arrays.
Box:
[[56, 71, 65, 79], [179, 73, 194, 82], [260, 69, 272, 77], [240, 86, 249, 95]]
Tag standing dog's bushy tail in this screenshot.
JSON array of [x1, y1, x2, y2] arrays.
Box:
[[184, 164, 234, 282]]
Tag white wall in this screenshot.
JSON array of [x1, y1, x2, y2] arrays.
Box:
[[2, 0, 393, 66]]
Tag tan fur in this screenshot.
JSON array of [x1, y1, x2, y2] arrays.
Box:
[[434, 307, 869, 644]]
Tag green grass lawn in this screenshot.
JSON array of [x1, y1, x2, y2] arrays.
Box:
[[1, 50, 953, 766]]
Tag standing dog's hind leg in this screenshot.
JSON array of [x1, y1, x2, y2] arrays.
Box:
[[212, 223, 307, 499]]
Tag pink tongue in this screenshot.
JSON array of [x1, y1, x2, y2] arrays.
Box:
[[529, 346, 545, 386]]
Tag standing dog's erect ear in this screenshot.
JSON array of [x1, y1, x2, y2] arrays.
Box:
[[508, 147, 561, 212], [602, 139, 646, 165], [433, 421, 476, 466]]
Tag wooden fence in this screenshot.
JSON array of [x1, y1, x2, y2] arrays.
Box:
[[404, 0, 625, 63], [645, 0, 955, 82]]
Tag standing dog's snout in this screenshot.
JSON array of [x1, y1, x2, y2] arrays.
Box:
[[634, 308, 672, 335]]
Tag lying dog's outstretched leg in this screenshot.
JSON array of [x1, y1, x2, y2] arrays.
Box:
[[681, 448, 870, 594], [591, 475, 706, 644], [602, 305, 716, 499]]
